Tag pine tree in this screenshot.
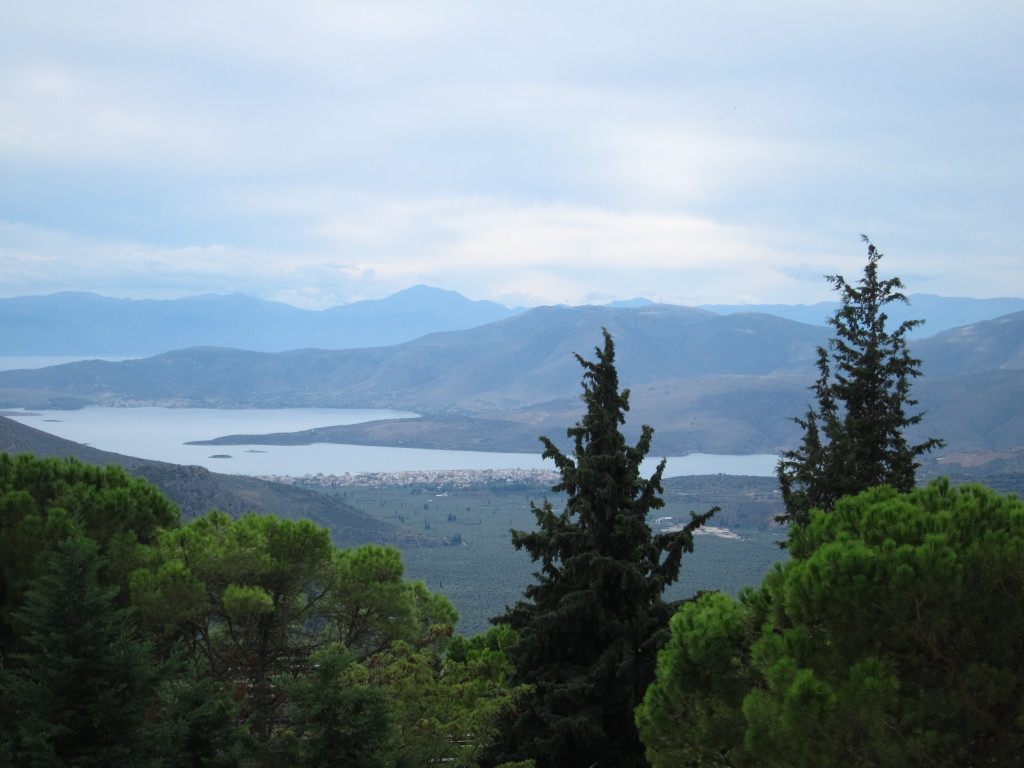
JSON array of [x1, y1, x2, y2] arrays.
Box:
[[272, 645, 392, 768], [638, 481, 1024, 767], [777, 237, 944, 528], [489, 329, 715, 768]]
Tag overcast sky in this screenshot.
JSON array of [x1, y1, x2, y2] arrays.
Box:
[[1, 1, 1021, 309]]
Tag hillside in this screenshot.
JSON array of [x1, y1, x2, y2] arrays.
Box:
[[3, 289, 1021, 357], [0, 304, 829, 407], [702, 294, 1024, 336], [1, 305, 1022, 457], [0, 415, 434, 550], [913, 311, 1024, 378]]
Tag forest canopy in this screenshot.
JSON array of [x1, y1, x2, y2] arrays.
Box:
[[0, 453, 528, 767], [636, 480, 1024, 768]]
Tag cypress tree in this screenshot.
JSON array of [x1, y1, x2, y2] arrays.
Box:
[[777, 237, 944, 528], [489, 329, 715, 768], [0, 532, 166, 766]]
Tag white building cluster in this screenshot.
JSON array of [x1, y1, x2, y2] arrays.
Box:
[[254, 467, 560, 489]]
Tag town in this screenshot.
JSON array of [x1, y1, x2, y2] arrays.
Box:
[[255, 466, 561, 489]]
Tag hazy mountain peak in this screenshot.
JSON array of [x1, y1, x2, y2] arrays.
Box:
[[0, 286, 522, 356]]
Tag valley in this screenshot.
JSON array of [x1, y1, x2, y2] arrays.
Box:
[[300, 473, 789, 636], [2, 290, 1023, 636]]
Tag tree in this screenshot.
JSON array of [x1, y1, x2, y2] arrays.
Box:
[[0, 453, 180, 655], [489, 329, 715, 768], [2, 454, 490, 765], [271, 644, 393, 768], [634, 589, 756, 768], [777, 237, 944, 528], [328, 542, 459, 660], [132, 511, 350, 744], [347, 633, 528, 768], [637, 480, 1024, 767], [0, 532, 168, 766], [148, 659, 249, 768], [131, 510, 461, 756]]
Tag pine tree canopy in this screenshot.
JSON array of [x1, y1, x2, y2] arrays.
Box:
[[638, 481, 1024, 768]]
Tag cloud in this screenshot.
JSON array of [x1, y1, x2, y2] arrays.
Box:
[[0, 66, 235, 173], [0, 191, 839, 308], [0, 1, 1019, 308]]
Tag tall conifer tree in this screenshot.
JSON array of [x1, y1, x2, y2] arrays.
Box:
[[489, 329, 715, 768], [777, 237, 944, 528], [0, 532, 166, 765]]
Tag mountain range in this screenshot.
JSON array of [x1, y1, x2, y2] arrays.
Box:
[[0, 286, 521, 356], [1, 301, 1022, 460], [2, 287, 1023, 356]]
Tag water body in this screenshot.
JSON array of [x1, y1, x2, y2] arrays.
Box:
[[5, 406, 779, 478]]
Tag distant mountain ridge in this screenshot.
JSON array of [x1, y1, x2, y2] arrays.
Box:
[[0, 286, 523, 355], [1, 288, 1020, 357], [700, 294, 1024, 337], [0, 304, 831, 410], [1, 305, 1021, 458]]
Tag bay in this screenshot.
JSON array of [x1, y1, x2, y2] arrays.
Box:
[[5, 406, 779, 478]]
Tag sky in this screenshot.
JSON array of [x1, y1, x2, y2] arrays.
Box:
[[1, 1, 1021, 310]]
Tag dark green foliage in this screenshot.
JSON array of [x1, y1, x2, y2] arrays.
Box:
[[635, 589, 755, 768], [148, 659, 249, 768], [490, 330, 715, 768], [0, 453, 180, 654], [777, 238, 944, 527], [131, 510, 334, 748], [638, 480, 1024, 767], [0, 533, 167, 766], [2, 452, 523, 767], [131, 510, 462, 759], [350, 633, 528, 768], [447, 624, 519, 680], [329, 542, 459, 660], [273, 645, 393, 768]]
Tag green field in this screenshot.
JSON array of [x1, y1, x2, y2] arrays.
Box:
[[314, 475, 789, 636]]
